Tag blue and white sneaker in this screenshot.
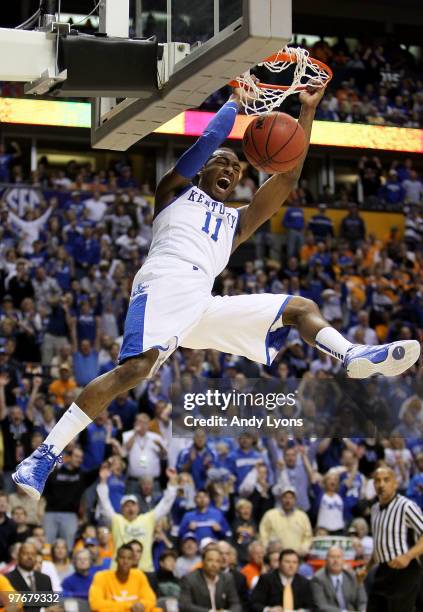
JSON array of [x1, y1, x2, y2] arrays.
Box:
[[12, 444, 63, 500], [344, 340, 420, 379]]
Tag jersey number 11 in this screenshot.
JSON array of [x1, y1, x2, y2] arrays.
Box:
[[202, 212, 222, 242]]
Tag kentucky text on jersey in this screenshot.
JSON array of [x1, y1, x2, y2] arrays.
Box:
[[187, 188, 237, 228]]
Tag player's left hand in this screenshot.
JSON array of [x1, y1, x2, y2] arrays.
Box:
[[299, 84, 326, 109], [388, 552, 412, 569]]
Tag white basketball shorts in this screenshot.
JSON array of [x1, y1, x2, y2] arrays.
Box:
[[119, 261, 292, 373]]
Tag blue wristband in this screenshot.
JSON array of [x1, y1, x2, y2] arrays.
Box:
[[175, 100, 239, 179]]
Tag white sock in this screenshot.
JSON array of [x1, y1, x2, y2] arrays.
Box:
[[43, 402, 92, 454], [315, 327, 353, 362]]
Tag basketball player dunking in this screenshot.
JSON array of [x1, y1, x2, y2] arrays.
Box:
[[13, 85, 420, 499]]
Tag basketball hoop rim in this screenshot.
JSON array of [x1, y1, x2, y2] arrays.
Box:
[[229, 51, 333, 92]]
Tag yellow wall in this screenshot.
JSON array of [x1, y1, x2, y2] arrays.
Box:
[[270, 207, 404, 239]]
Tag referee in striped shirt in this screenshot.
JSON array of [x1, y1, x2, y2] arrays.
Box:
[[363, 466, 423, 611]]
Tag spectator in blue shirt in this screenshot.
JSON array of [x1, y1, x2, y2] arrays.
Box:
[[176, 429, 217, 490], [98, 342, 120, 376], [108, 392, 138, 431], [79, 411, 110, 471], [61, 548, 95, 600], [74, 227, 101, 276], [117, 166, 139, 189], [227, 432, 264, 491], [178, 489, 231, 541], [71, 332, 100, 387], [406, 473, 423, 508], [379, 169, 405, 207], [283, 199, 305, 258], [76, 299, 99, 344], [338, 449, 365, 523], [308, 204, 334, 240]]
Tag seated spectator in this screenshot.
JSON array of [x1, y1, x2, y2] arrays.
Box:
[[96, 466, 177, 572], [240, 541, 265, 590], [311, 545, 367, 611], [155, 549, 180, 606], [11, 506, 32, 543], [178, 489, 231, 543], [179, 546, 241, 612], [0, 493, 17, 564], [48, 363, 77, 407], [259, 486, 313, 555], [62, 548, 95, 600], [217, 541, 250, 611], [349, 517, 374, 561], [96, 526, 114, 562], [89, 544, 157, 612], [85, 537, 111, 571], [231, 499, 257, 566], [174, 533, 201, 579], [251, 549, 313, 612], [0, 573, 20, 609], [50, 538, 73, 583], [6, 543, 53, 611]]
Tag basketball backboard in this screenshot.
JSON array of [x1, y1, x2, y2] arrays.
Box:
[[91, 0, 292, 150]]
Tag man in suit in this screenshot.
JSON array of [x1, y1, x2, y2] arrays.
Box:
[[251, 548, 313, 612], [217, 541, 250, 611], [6, 542, 57, 612], [311, 546, 367, 612], [179, 546, 242, 612]]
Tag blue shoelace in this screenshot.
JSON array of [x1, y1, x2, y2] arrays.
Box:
[[32, 444, 63, 479]]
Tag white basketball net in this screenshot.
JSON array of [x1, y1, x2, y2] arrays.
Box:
[[236, 46, 331, 115]]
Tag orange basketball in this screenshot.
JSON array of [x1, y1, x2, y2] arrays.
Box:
[[242, 112, 306, 174]]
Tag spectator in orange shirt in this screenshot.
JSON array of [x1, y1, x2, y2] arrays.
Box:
[[300, 233, 318, 265], [97, 526, 114, 561], [0, 573, 21, 611], [240, 540, 265, 590], [48, 364, 77, 407], [89, 544, 158, 612]]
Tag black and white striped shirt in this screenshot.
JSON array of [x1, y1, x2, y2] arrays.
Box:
[[371, 494, 423, 563]]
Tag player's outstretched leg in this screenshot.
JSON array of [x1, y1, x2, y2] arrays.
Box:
[[283, 297, 420, 378], [12, 350, 159, 500]]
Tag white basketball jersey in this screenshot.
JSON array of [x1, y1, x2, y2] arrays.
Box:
[[142, 184, 239, 283]]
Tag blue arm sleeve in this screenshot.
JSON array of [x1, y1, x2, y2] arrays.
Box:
[[174, 100, 239, 179]]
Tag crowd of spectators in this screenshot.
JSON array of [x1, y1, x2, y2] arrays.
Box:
[[0, 149, 422, 610], [200, 35, 423, 129]]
